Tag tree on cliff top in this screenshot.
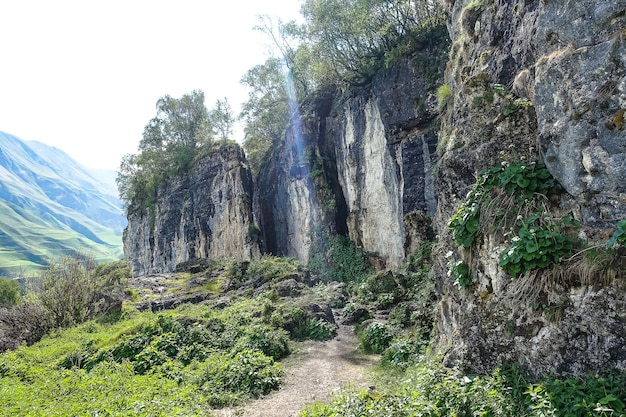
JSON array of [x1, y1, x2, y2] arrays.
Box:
[[117, 90, 235, 211]]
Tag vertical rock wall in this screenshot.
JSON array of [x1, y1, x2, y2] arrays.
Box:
[[258, 35, 447, 268], [435, 0, 626, 377], [123, 144, 259, 276]]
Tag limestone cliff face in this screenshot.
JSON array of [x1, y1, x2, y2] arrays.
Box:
[[257, 36, 446, 268], [435, 0, 626, 377], [123, 144, 259, 276]]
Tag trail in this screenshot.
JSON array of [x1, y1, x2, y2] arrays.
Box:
[[213, 323, 378, 417]]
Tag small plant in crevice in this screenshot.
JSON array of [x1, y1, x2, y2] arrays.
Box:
[[448, 259, 473, 288], [437, 84, 453, 110], [608, 219, 626, 248], [448, 161, 571, 279], [492, 83, 533, 116], [499, 213, 573, 277]]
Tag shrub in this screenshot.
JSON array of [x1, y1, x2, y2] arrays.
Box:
[[236, 324, 291, 360], [358, 321, 395, 354], [247, 256, 302, 282], [0, 277, 20, 308], [0, 302, 53, 351], [286, 307, 337, 341], [193, 350, 283, 405], [39, 255, 120, 328]]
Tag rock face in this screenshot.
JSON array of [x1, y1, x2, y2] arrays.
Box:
[[123, 144, 259, 276], [257, 32, 447, 268], [435, 0, 626, 377], [535, 0, 626, 225]]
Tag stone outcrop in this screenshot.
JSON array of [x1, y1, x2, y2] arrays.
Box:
[[535, 0, 626, 225], [257, 31, 447, 268], [434, 0, 626, 377], [123, 143, 259, 276]]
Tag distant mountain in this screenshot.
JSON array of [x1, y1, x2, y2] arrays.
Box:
[[0, 131, 126, 276]]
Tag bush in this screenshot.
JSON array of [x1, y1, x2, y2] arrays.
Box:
[[236, 324, 291, 360], [358, 321, 395, 354], [0, 302, 53, 352], [39, 255, 119, 327], [193, 350, 283, 406], [0, 277, 20, 308]]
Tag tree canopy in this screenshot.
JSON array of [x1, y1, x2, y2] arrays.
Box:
[[239, 0, 445, 174], [117, 91, 235, 211]]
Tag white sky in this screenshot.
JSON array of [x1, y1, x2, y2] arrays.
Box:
[[0, 0, 302, 170]]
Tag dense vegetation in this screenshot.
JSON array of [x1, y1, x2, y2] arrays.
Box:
[[0, 255, 340, 415]]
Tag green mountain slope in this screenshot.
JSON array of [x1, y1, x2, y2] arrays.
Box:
[[0, 131, 125, 275]]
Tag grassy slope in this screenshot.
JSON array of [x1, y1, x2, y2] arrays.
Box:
[[1, 253, 625, 417], [0, 132, 124, 276]]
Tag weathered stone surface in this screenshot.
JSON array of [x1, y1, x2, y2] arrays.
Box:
[[535, 0, 626, 225], [434, 0, 626, 377], [123, 143, 259, 276], [257, 39, 446, 268]]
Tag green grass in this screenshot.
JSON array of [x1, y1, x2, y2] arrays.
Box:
[[301, 355, 626, 417], [0, 296, 290, 416]]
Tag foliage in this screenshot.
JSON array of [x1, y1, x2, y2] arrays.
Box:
[[38, 255, 116, 328], [608, 219, 626, 248], [357, 321, 395, 354], [247, 255, 302, 282], [499, 214, 573, 277], [95, 259, 132, 287], [309, 235, 372, 283], [192, 349, 283, 406], [209, 97, 235, 141], [492, 83, 533, 116], [0, 277, 20, 308], [449, 161, 557, 248], [298, 0, 445, 86], [282, 306, 337, 341], [0, 291, 297, 414], [448, 161, 571, 278], [240, 57, 292, 175], [0, 302, 53, 352], [117, 91, 216, 211], [437, 84, 453, 110], [301, 357, 626, 417], [448, 260, 472, 288]]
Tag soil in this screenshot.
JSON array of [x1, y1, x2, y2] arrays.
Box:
[[212, 322, 378, 417]]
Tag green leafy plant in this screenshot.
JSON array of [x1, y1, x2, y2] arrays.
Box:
[[449, 260, 473, 288], [492, 83, 533, 116], [358, 321, 395, 354], [0, 277, 20, 308], [499, 214, 573, 277], [448, 161, 568, 278], [607, 219, 626, 248]]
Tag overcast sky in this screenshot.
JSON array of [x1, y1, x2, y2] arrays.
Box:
[[0, 0, 301, 170]]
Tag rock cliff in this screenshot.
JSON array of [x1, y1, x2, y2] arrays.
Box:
[[122, 0, 626, 378], [257, 30, 447, 268], [123, 143, 259, 276], [435, 0, 626, 377]]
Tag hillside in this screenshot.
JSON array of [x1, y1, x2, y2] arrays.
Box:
[[0, 131, 125, 275]]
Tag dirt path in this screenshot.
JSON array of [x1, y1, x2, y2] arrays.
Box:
[[213, 323, 378, 417]]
